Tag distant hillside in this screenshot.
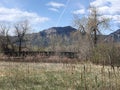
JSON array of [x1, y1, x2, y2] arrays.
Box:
[[25, 26, 77, 47], [40, 26, 77, 36], [105, 29, 120, 42]]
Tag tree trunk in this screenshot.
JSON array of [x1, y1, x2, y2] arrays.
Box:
[[19, 39, 22, 56], [94, 28, 97, 46]]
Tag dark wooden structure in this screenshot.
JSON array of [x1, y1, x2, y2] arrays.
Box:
[[3, 51, 78, 58]]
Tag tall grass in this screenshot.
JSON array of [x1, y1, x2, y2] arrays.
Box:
[[0, 62, 119, 90]]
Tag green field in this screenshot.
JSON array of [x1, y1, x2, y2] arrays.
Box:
[[0, 61, 120, 90]]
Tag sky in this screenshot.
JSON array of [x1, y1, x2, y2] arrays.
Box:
[[0, 0, 120, 34]]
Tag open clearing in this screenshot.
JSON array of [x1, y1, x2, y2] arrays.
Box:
[[0, 61, 120, 90]]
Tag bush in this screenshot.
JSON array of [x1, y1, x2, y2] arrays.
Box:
[[90, 44, 120, 66]]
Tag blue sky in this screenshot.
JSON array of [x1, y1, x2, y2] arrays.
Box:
[[0, 0, 120, 34]]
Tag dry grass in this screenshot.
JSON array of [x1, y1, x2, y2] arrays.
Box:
[[0, 54, 78, 63], [0, 61, 120, 90]]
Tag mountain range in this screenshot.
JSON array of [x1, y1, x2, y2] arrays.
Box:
[[25, 26, 77, 47], [13, 26, 120, 49]]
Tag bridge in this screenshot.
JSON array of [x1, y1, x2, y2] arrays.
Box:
[[4, 51, 78, 59]]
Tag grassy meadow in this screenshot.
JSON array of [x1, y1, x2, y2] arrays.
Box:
[[0, 61, 119, 90]]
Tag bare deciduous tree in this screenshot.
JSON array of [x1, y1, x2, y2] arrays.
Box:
[[88, 7, 110, 46], [0, 23, 14, 54], [14, 20, 30, 55], [73, 7, 110, 60], [74, 7, 110, 47]]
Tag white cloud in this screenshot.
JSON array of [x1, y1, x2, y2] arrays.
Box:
[[48, 8, 59, 12], [0, 7, 50, 24], [90, 0, 108, 7], [90, 0, 120, 24], [47, 1, 65, 8], [98, 6, 110, 14], [90, 0, 120, 14], [73, 9, 85, 15]]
